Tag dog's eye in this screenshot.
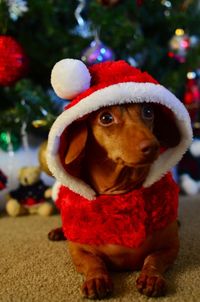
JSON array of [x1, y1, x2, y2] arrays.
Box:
[[99, 112, 114, 125], [142, 104, 154, 120]]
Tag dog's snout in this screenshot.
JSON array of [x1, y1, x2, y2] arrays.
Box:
[[139, 140, 159, 156]]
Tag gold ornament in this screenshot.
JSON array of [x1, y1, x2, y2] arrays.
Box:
[[38, 141, 52, 176]]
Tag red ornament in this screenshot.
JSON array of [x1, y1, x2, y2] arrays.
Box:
[[0, 169, 7, 190], [184, 76, 200, 123], [0, 35, 29, 86], [184, 78, 200, 105]]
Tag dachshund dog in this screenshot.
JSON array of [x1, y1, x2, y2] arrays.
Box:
[[48, 102, 181, 299]]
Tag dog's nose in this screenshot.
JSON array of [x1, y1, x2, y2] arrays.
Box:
[[139, 140, 159, 156]]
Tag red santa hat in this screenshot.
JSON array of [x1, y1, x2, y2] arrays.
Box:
[[47, 59, 192, 200]]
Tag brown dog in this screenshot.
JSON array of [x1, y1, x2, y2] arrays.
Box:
[[49, 102, 181, 298]]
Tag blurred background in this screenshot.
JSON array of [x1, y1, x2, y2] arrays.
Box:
[[1, 0, 200, 208]]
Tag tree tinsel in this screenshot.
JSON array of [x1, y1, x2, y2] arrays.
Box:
[[0, 0, 200, 139]]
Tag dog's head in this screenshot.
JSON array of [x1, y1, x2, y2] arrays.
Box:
[[63, 103, 181, 180], [65, 103, 180, 167]]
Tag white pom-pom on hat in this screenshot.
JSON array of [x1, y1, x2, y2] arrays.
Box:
[[51, 59, 91, 100]]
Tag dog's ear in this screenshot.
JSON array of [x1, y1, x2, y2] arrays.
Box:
[[62, 121, 88, 178], [153, 105, 181, 148], [65, 122, 88, 165]]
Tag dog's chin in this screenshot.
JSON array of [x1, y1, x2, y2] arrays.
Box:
[[114, 157, 155, 168]]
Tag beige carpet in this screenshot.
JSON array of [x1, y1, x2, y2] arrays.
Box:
[[0, 195, 200, 302]]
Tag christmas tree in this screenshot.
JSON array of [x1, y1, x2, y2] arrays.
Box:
[[0, 0, 200, 195]]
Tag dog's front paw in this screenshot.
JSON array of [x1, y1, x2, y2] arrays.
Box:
[[136, 272, 166, 297], [81, 275, 113, 300], [48, 227, 66, 241]]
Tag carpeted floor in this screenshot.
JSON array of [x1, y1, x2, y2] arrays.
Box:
[[0, 195, 200, 302]]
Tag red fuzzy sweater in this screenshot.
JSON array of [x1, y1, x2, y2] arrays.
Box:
[[56, 173, 179, 248]]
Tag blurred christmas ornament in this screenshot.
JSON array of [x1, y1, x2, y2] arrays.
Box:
[[184, 71, 200, 126], [184, 72, 200, 104], [0, 170, 7, 190], [6, 0, 28, 21], [168, 29, 190, 63], [38, 141, 52, 176], [70, 0, 93, 38], [81, 35, 115, 65], [0, 131, 20, 152], [0, 35, 29, 86], [97, 0, 123, 6]]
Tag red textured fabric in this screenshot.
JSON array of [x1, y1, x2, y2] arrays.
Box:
[[56, 173, 179, 248], [66, 60, 158, 110]]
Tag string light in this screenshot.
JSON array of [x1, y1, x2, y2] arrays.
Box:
[[175, 28, 185, 36]]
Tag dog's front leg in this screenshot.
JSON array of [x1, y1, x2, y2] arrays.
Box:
[[136, 242, 179, 297], [68, 242, 113, 299]]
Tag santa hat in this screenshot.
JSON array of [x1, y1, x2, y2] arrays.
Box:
[[47, 59, 192, 200]]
